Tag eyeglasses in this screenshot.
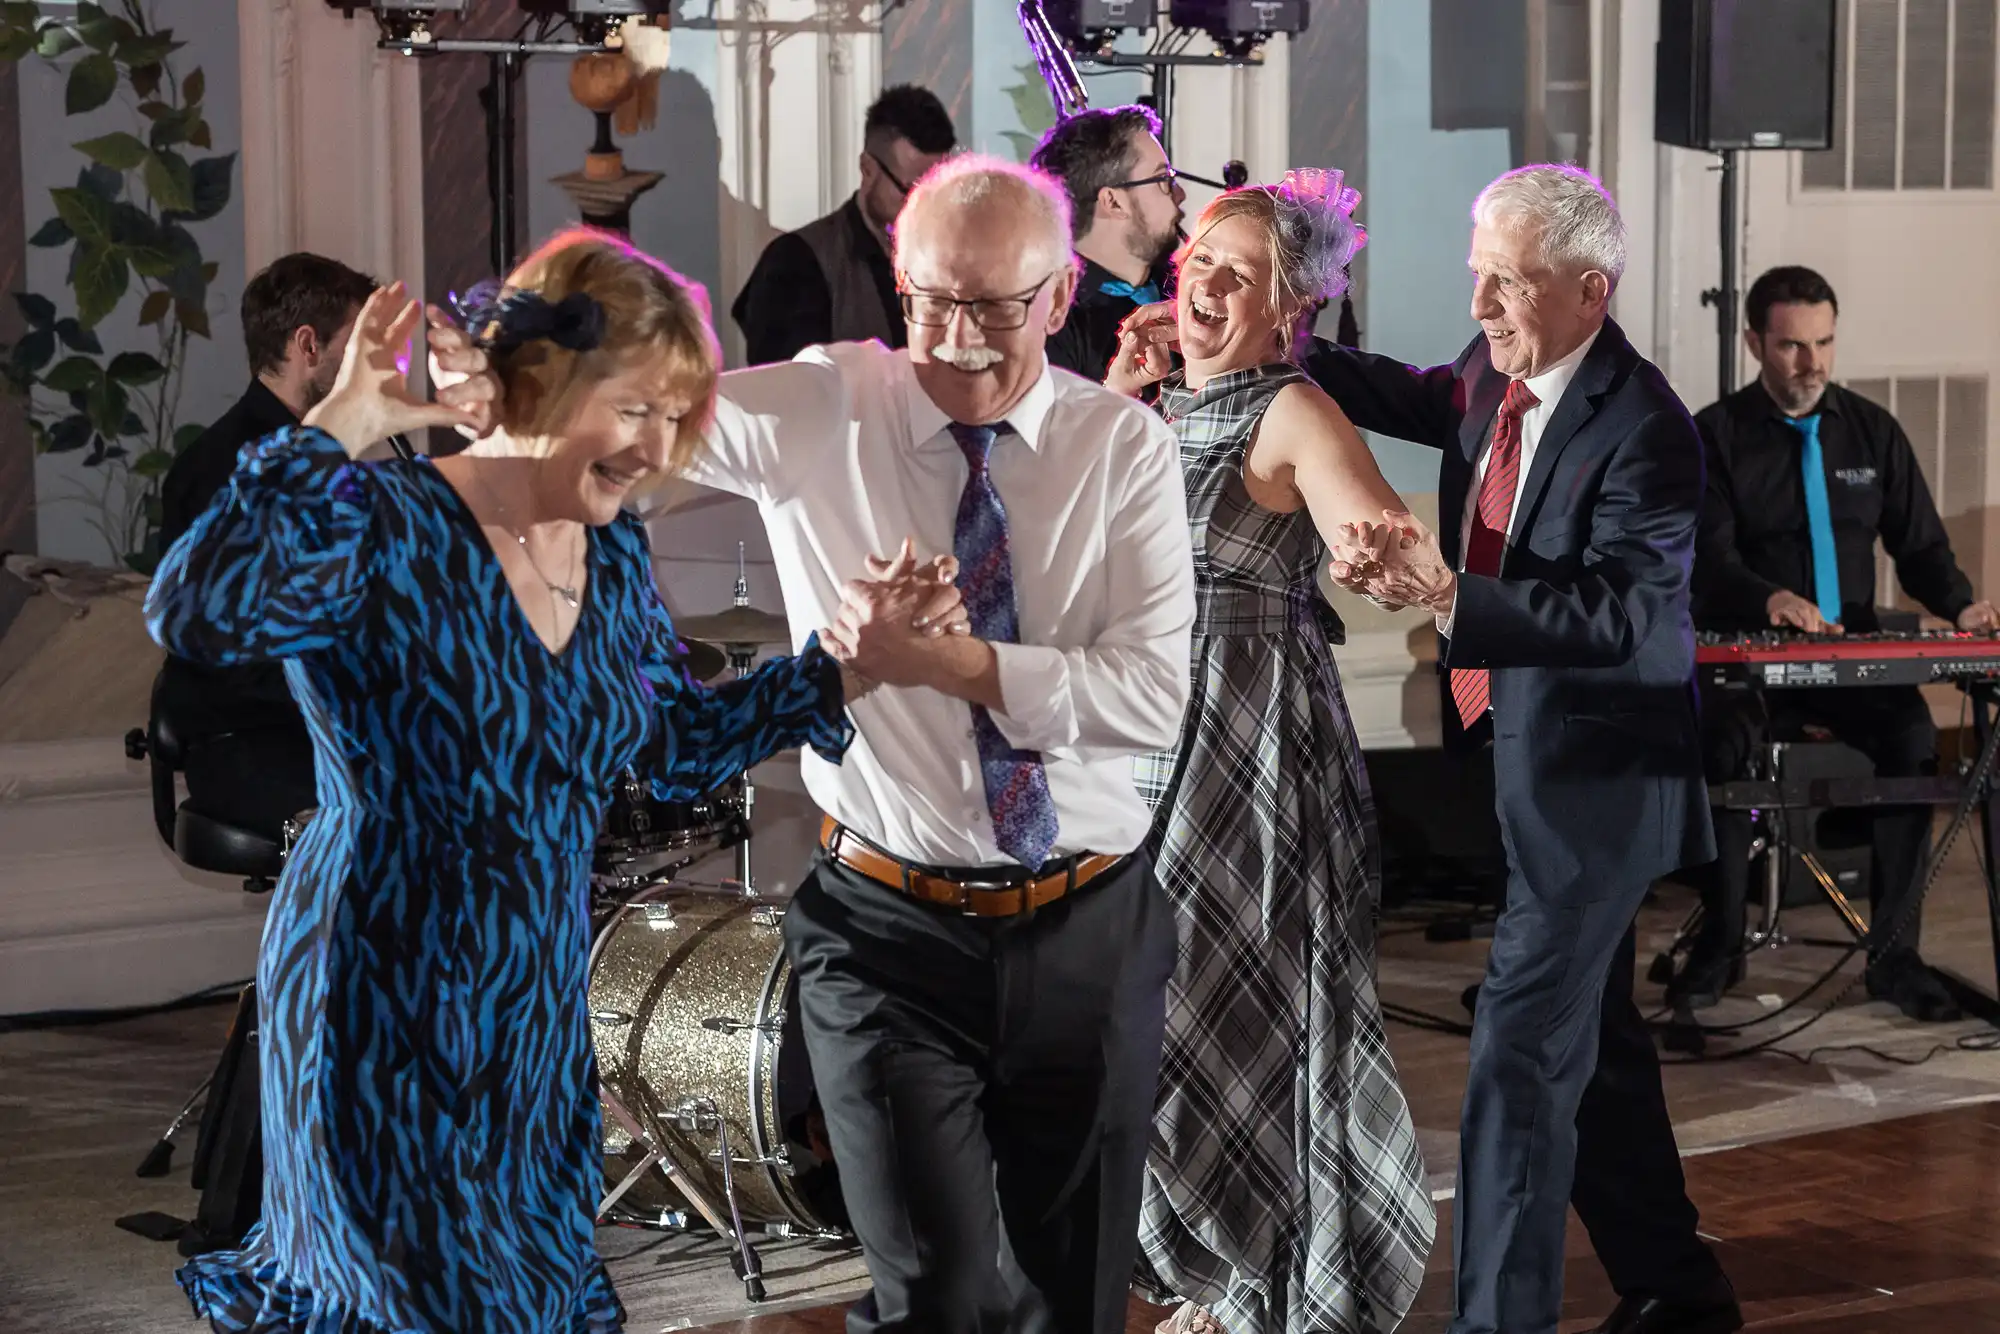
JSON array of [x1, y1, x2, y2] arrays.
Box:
[[899, 272, 1059, 331], [867, 150, 912, 196], [1110, 166, 1180, 193]]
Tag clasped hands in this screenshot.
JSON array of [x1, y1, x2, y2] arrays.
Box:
[[822, 538, 974, 699], [1327, 510, 1459, 620]]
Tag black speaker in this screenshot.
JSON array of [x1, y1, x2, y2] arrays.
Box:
[[1655, 0, 1836, 150], [1364, 746, 1507, 909], [1168, 0, 1309, 39], [1045, 0, 1154, 39]]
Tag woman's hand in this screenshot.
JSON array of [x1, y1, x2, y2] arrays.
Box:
[[426, 306, 503, 440], [1105, 300, 1179, 398], [302, 284, 485, 458]]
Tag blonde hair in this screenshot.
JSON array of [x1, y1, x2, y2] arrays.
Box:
[[1176, 182, 1363, 361], [487, 227, 718, 477]]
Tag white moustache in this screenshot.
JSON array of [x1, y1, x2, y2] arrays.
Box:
[[929, 343, 1004, 372]]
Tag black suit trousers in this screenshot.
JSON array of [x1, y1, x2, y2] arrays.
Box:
[[783, 850, 1177, 1334], [1450, 848, 1724, 1334]]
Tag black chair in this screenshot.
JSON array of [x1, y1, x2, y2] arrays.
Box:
[[123, 673, 306, 1183], [124, 675, 287, 894]]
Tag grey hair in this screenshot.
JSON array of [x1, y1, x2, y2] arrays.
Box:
[[1471, 164, 1626, 289], [893, 154, 1074, 273]]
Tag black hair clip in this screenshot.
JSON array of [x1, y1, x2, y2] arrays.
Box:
[[448, 279, 606, 354]]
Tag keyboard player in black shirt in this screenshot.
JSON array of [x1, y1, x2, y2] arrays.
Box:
[[1683, 265, 1997, 1020]]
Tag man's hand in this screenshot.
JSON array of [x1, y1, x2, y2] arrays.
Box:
[[425, 306, 503, 440], [820, 539, 973, 690], [1766, 589, 1840, 635], [1958, 600, 2000, 633]]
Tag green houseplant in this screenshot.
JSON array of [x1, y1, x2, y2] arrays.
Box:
[[0, 0, 235, 572]]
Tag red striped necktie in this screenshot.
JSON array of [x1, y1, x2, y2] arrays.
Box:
[[1450, 377, 1540, 729]]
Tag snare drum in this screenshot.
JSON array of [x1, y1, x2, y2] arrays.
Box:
[[587, 887, 845, 1235]]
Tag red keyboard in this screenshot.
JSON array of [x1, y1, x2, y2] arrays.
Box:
[[1697, 631, 2000, 688]]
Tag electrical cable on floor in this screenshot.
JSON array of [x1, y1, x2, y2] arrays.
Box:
[[0, 978, 249, 1034]]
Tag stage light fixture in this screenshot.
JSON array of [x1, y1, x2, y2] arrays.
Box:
[[1168, 0, 1308, 54], [324, 0, 465, 45], [1042, 0, 1155, 43], [517, 0, 669, 46]]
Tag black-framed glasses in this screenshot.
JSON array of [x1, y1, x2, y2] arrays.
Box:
[[899, 272, 1059, 331], [867, 150, 912, 196], [1111, 166, 1180, 192]]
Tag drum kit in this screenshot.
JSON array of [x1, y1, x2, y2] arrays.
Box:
[[583, 553, 847, 1302]]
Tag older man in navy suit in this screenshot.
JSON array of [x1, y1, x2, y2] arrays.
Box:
[[1303, 166, 1738, 1334]]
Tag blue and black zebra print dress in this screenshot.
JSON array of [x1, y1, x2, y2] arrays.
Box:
[[146, 426, 851, 1333]]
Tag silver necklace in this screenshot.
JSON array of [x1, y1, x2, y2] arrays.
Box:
[[471, 467, 582, 611]]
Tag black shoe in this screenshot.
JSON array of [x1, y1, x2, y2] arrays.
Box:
[[1865, 955, 1963, 1023], [1590, 1292, 1744, 1334], [1667, 952, 1745, 1010]]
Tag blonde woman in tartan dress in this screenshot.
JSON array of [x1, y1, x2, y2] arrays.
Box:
[[1106, 174, 1434, 1334]]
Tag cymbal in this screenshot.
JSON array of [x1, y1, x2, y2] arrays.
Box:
[[676, 637, 727, 682], [675, 606, 790, 646]]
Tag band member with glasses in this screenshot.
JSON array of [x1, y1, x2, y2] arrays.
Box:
[[690, 154, 1198, 1332], [1032, 105, 1187, 380], [731, 83, 957, 365]]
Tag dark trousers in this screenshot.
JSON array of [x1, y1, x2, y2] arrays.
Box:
[[1694, 685, 1936, 974], [783, 849, 1177, 1334], [1450, 860, 1724, 1334], [181, 724, 317, 845]]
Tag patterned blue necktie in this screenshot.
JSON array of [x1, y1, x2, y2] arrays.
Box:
[[1785, 412, 1842, 623], [947, 422, 1060, 869], [1099, 277, 1161, 305]]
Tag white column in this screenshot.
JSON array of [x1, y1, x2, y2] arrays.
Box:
[[235, 0, 426, 304], [1169, 35, 1292, 211]]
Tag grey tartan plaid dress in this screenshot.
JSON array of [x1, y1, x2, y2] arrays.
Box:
[[1134, 365, 1433, 1334]]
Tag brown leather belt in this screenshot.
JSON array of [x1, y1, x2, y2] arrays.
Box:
[[819, 817, 1123, 919]]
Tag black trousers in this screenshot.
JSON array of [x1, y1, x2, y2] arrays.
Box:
[[783, 849, 1177, 1334], [1695, 685, 1936, 973], [181, 725, 317, 846], [1451, 862, 1725, 1334]]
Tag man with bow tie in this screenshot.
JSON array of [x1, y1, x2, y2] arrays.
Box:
[[689, 153, 1196, 1334], [1032, 105, 1185, 381]]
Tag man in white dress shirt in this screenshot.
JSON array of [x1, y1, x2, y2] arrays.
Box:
[[689, 155, 1197, 1333]]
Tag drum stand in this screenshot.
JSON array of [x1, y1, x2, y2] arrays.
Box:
[[596, 1090, 768, 1301]]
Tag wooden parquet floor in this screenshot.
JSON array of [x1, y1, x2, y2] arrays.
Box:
[[683, 1102, 2000, 1333]]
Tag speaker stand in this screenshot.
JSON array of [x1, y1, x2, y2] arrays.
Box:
[[1697, 148, 1741, 397]]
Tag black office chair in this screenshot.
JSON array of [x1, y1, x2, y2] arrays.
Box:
[[125, 675, 288, 894], [123, 674, 308, 1184]]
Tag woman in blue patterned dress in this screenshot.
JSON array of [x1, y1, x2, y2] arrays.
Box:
[[149, 230, 961, 1333], [1105, 177, 1433, 1334]]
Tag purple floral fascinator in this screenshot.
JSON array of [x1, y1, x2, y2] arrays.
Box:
[[1271, 167, 1367, 302]]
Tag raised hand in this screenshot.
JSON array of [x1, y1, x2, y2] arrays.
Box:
[[303, 284, 485, 458], [425, 305, 502, 440], [1106, 324, 1175, 398], [1334, 510, 1455, 617]]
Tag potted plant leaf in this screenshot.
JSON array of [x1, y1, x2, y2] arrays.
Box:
[[0, 0, 235, 573]]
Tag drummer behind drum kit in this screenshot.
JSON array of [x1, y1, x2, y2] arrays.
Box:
[[587, 549, 846, 1302]]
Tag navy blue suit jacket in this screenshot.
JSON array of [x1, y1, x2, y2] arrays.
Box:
[[1302, 319, 1716, 901]]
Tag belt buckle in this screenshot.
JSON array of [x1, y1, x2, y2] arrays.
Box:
[[953, 875, 1024, 918]]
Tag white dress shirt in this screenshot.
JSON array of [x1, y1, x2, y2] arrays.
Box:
[[1441, 326, 1601, 635], [680, 341, 1197, 867]]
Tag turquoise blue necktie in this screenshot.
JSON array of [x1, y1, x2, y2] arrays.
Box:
[[1098, 278, 1161, 305], [1785, 413, 1842, 623]]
